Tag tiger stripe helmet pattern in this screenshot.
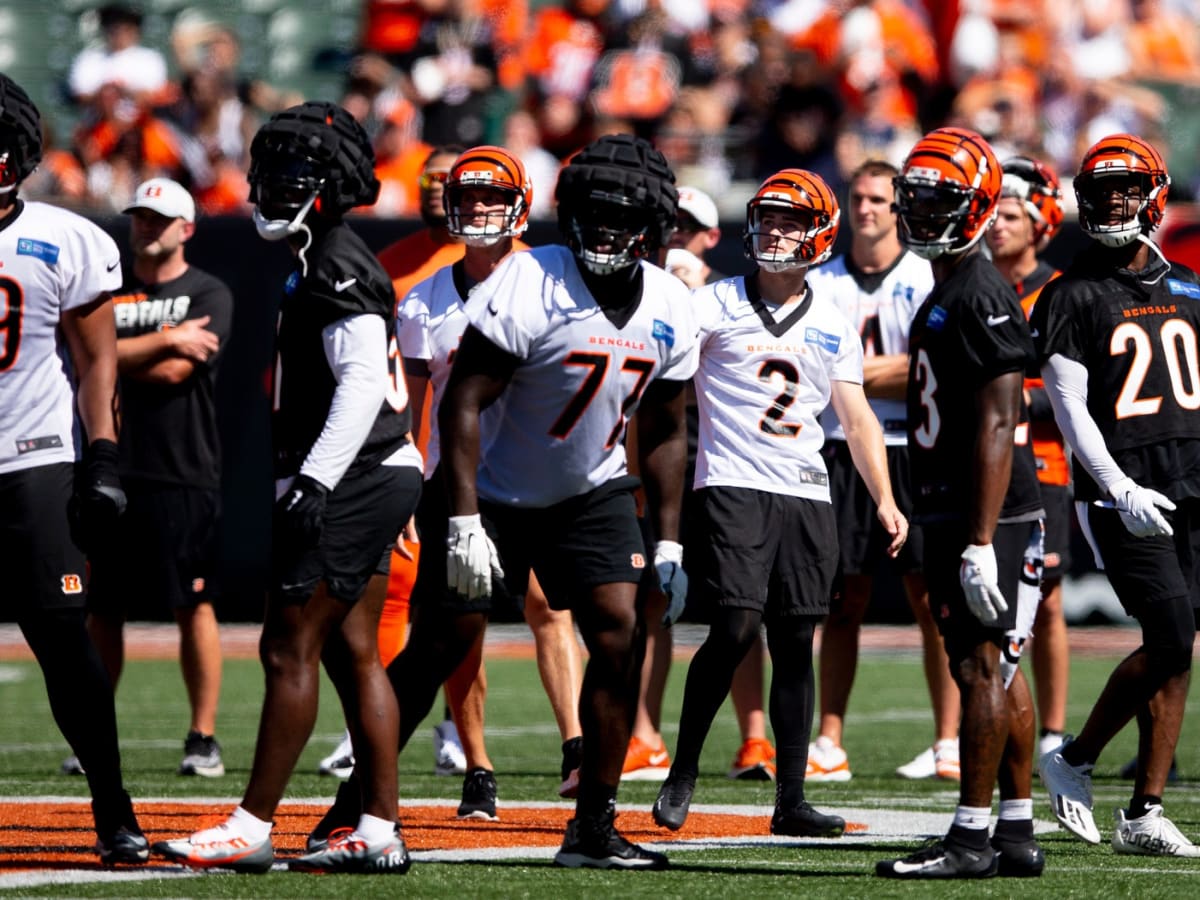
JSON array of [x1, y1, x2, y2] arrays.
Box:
[[894, 127, 1001, 260], [743, 168, 841, 272], [1074, 133, 1170, 248], [1000, 156, 1064, 248], [444, 145, 533, 247]]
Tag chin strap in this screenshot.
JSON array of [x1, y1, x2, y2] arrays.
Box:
[[1136, 234, 1169, 284], [295, 223, 314, 278]]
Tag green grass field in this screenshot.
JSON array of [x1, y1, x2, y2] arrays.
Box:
[[2, 633, 1200, 897]]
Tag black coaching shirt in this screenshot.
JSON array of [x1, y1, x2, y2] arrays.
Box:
[[1030, 243, 1200, 503], [113, 266, 233, 488], [906, 251, 1043, 524], [273, 222, 410, 481]]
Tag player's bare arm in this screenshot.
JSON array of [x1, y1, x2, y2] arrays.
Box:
[[968, 370, 1023, 546], [635, 378, 688, 545], [829, 379, 908, 555], [118, 316, 219, 383], [402, 358, 432, 444], [439, 325, 519, 517], [62, 293, 119, 442], [861, 352, 909, 401]]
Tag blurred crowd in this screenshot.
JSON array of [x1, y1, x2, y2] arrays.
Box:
[[21, 0, 1200, 219]]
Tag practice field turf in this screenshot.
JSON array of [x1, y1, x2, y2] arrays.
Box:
[[2, 625, 1199, 897]]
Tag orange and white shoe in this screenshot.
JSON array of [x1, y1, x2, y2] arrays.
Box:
[[620, 736, 671, 781], [933, 738, 960, 781], [806, 735, 852, 782], [153, 822, 274, 873], [728, 737, 777, 781]]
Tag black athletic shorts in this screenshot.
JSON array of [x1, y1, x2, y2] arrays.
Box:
[[273, 463, 422, 604], [410, 468, 517, 616], [922, 518, 1039, 657], [1039, 482, 1073, 579], [0, 463, 87, 612], [1079, 498, 1200, 618], [693, 485, 839, 619], [824, 440, 923, 575], [88, 483, 220, 614], [484, 475, 648, 612]]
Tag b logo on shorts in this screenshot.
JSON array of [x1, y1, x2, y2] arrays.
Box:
[[61, 574, 83, 595], [631, 553, 646, 569], [192, 578, 206, 593]]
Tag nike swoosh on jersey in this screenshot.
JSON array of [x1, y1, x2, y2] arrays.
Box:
[[986, 314, 1010, 326], [106, 260, 119, 272], [334, 277, 357, 292]]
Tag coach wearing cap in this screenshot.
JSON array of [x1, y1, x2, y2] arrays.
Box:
[[668, 185, 726, 286], [79, 177, 234, 781]]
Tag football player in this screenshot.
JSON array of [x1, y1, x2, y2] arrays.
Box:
[[652, 169, 906, 838], [1034, 134, 1200, 857], [985, 156, 1073, 761], [805, 160, 959, 784], [876, 128, 1046, 880], [153, 102, 421, 874], [439, 134, 696, 869], [305, 146, 585, 842], [0, 72, 149, 867]]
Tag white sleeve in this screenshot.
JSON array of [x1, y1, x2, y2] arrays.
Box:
[[1042, 353, 1125, 496], [300, 314, 388, 490]]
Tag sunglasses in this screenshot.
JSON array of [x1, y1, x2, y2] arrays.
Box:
[[419, 171, 449, 190]]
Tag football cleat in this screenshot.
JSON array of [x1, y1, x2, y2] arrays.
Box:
[[991, 831, 1045, 877], [179, 731, 225, 778], [771, 801, 845, 838], [652, 773, 696, 831], [554, 815, 668, 870], [620, 736, 671, 781], [306, 778, 360, 852], [728, 737, 777, 781], [933, 738, 961, 781], [61, 754, 86, 776], [1039, 736, 1101, 844], [318, 729, 355, 779], [806, 735, 852, 782], [896, 746, 935, 779], [153, 824, 275, 873], [96, 826, 150, 866], [289, 826, 412, 873], [876, 839, 999, 879], [1113, 805, 1200, 857], [433, 718, 467, 776], [457, 767, 499, 821]]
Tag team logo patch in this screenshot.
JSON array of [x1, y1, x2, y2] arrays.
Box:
[[16, 238, 60, 265], [651, 319, 674, 348], [804, 327, 841, 353], [1166, 279, 1200, 299], [631, 553, 646, 569], [61, 574, 83, 595], [926, 305, 948, 331]]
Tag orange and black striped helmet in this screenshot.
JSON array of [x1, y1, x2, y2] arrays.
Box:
[[893, 127, 1001, 260], [444, 145, 533, 246], [743, 168, 841, 272], [1074, 133, 1169, 248], [1000, 156, 1064, 248]]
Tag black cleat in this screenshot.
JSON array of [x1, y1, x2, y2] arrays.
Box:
[[306, 776, 361, 852], [554, 815, 668, 869], [771, 802, 845, 837], [457, 767, 499, 821], [97, 825, 150, 865], [877, 839, 999, 879], [652, 773, 696, 831], [992, 835, 1045, 877]]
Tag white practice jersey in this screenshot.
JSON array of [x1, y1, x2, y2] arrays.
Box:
[[807, 251, 932, 445], [0, 201, 122, 475], [467, 245, 699, 507], [397, 264, 480, 477], [693, 274, 862, 501]]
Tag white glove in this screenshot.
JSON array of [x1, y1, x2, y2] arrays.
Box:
[[446, 514, 504, 601], [654, 540, 688, 627], [1108, 477, 1176, 538], [959, 543, 1008, 626]]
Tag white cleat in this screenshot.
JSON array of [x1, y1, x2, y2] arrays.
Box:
[[318, 730, 355, 779], [1039, 736, 1101, 844], [433, 719, 467, 776], [1113, 806, 1200, 857], [895, 746, 936, 780]]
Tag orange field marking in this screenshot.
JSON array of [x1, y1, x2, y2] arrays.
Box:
[[1, 801, 866, 871]]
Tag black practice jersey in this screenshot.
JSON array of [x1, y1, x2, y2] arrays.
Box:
[[1030, 243, 1200, 502], [273, 223, 410, 480], [113, 267, 233, 488], [906, 251, 1043, 523]]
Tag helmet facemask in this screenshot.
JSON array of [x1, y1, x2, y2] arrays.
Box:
[[1075, 170, 1162, 249], [745, 200, 837, 273], [568, 193, 655, 275], [446, 183, 526, 248], [894, 177, 993, 261]]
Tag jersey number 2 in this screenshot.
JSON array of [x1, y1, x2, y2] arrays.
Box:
[[1112, 319, 1200, 418]]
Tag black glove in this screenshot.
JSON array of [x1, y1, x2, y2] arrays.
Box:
[[68, 438, 127, 553], [275, 473, 329, 548]]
